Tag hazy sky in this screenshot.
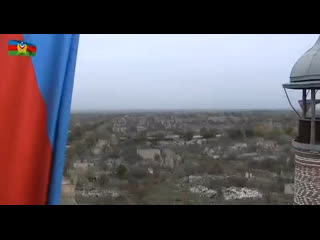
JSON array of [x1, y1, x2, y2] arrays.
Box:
[[71, 34, 319, 111]]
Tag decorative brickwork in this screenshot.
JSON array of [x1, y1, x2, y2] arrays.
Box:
[[294, 149, 320, 205]]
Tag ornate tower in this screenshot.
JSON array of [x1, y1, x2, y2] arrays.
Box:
[[283, 36, 320, 205]]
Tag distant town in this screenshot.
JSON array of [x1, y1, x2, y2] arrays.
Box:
[[62, 110, 296, 205]]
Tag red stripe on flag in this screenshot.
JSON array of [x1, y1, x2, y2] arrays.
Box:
[[27, 46, 36, 52], [8, 45, 36, 52], [8, 45, 17, 51]]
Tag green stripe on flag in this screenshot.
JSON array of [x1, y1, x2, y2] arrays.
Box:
[[8, 51, 36, 57]]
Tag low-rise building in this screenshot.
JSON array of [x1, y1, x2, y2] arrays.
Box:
[[238, 152, 258, 160], [256, 140, 277, 151], [230, 143, 248, 152], [113, 117, 127, 133], [73, 161, 94, 171], [61, 177, 76, 205], [245, 172, 254, 179], [203, 147, 220, 159], [208, 116, 226, 123], [284, 183, 295, 195], [137, 149, 161, 161], [92, 139, 109, 155], [164, 135, 180, 140], [105, 158, 122, 169], [137, 125, 147, 132], [161, 148, 182, 169], [193, 135, 203, 140]]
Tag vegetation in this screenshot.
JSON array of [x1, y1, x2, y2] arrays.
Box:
[[200, 127, 218, 139], [200, 160, 224, 175], [116, 164, 128, 179], [64, 110, 297, 205], [130, 166, 149, 180], [182, 131, 193, 141], [122, 145, 142, 164], [226, 128, 243, 139], [97, 173, 109, 188]]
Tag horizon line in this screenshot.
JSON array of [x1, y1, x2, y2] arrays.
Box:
[[71, 108, 294, 113]]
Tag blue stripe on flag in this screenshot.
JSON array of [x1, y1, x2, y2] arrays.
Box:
[[22, 34, 80, 205], [8, 40, 35, 47]]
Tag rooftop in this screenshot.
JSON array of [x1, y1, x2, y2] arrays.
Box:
[[284, 36, 320, 89]]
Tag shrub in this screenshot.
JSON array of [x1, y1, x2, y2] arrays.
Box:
[[284, 127, 296, 136], [259, 159, 273, 170], [200, 128, 218, 139], [264, 192, 272, 204], [84, 131, 98, 149], [184, 163, 199, 176], [109, 150, 120, 159], [188, 145, 203, 154], [234, 162, 248, 174], [122, 146, 142, 164], [116, 164, 128, 179], [97, 160, 108, 171], [245, 128, 255, 138], [75, 141, 87, 160], [66, 145, 77, 161], [135, 132, 147, 142], [159, 171, 172, 182], [97, 173, 109, 188], [153, 133, 165, 140], [252, 125, 268, 137], [247, 160, 259, 169], [64, 155, 74, 173], [174, 167, 187, 178], [182, 131, 194, 141], [128, 175, 139, 186], [152, 166, 161, 178], [227, 176, 248, 188], [68, 125, 83, 142], [204, 160, 224, 175], [265, 183, 281, 193], [268, 129, 283, 140], [276, 177, 285, 192], [247, 144, 257, 152], [224, 153, 237, 161], [208, 178, 227, 190], [277, 135, 292, 145], [226, 128, 243, 139], [86, 166, 96, 180], [75, 172, 89, 190], [130, 166, 149, 179], [154, 154, 161, 162], [130, 184, 151, 201]]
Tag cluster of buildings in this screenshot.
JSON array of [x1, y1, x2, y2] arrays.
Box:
[[112, 117, 127, 134], [136, 148, 182, 169]]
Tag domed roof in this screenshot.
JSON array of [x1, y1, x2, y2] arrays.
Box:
[[284, 36, 320, 89]]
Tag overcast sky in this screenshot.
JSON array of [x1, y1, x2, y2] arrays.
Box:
[[71, 34, 319, 111]]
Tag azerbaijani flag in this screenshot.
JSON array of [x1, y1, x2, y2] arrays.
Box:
[[8, 40, 37, 56], [0, 34, 80, 205]]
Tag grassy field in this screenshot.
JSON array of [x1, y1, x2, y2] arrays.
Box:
[[140, 181, 205, 205]]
